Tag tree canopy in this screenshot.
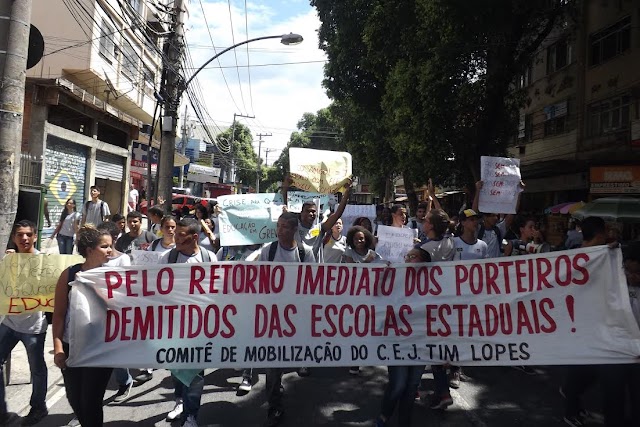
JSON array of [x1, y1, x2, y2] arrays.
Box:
[[312, 0, 573, 202], [215, 123, 258, 187]]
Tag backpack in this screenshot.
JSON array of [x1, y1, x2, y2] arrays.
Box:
[[478, 224, 502, 251], [268, 241, 305, 262], [151, 238, 163, 251], [410, 220, 418, 229], [85, 200, 106, 222], [167, 247, 211, 264], [67, 263, 83, 292]]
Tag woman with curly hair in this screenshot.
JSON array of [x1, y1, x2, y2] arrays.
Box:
[[52, 225, 114, 426]]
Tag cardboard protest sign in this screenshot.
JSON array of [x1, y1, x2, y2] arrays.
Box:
[[0, 253, 83, 314], [341, 205, 376, 235], [218, 193, 282, 246], [479, 156, 522, 214], [131, 250, 164, 266], [289, 148, 352, 194], [375, 225, 416, 263], [66, 247, 640, 369]]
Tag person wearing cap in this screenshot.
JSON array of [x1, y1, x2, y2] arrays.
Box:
[[453, 209, 489, 261]]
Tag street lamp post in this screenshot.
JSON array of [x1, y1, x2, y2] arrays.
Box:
[[157, 33, 303, 211]]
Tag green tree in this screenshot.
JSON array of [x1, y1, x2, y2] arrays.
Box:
[[215, 123, 259, 187], [313, 0, 573, 207]]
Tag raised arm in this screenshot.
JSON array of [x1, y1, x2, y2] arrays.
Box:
[[472, 180, 483, 212], [427, 178, 442, 211], [321, 179, 353, 233]]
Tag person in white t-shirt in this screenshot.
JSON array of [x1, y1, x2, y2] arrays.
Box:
[[0, 221, 48, 425], [257, 212, 314, 427], [148, 216, 177, 254], [52, 199, 81, 254], [128, 183, 139, 213], [160, 219, 217, 427], [453, 209, 489, 261], [323, 218, 347, 263]]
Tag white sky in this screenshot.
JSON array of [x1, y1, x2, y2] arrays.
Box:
[[184, 0, 330, 164]]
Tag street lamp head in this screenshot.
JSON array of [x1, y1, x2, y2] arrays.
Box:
[[280, 33, 303, 45]]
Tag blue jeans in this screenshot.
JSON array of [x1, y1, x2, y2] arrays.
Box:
[[0, 323, 47, 413], [380, 365, 425, 425], [172, 372, 204, 421], [57, 235, 74, 254], [114, 368, 132, 386]]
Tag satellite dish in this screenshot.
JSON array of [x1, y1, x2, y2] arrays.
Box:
[[27, 25, 44, 70]]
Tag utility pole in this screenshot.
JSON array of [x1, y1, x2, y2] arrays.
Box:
[[255, 132, 271, 193], [178, 104, 188, 188], [157, 0, 186, 212], [228, 112, 254, 183], [264, 148, 278, 167], [0, 0, 32, 250]]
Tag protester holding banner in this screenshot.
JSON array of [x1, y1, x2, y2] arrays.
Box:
[[416, 209, 456, 410], [159, 218, 217, 427], [323, 218, 347, 263], [375, 247, 431, 427], [560, 217, 607, 427], [148, 215, 177, 254], [600, 241, 640, 427], [51, 198, 81, 255], [0, 221, 49, 426], [453, 210, 489, 261], [258, 212, 315, 427], [52, 226, 114, 427]]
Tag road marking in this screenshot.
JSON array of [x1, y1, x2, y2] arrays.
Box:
[[451, 388, 488, 427]]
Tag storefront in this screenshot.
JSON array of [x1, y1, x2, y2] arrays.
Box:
[[589, 165, 640, 196]]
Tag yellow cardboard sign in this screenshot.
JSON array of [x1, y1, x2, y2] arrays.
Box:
[[0, 253, 84, 315], [289, 148, 352, 194]]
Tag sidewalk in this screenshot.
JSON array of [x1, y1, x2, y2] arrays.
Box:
[[5, 325, 65, 417]]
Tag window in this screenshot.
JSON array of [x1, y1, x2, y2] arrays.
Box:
[[543, 100, 569, 137], [547, 38, 572, 74], [121, 40, 138, 81], [590, 16, 631, 66], [98, 19, 116, 63], [516, 62, 533, 89], [588, 94, 631, 136]]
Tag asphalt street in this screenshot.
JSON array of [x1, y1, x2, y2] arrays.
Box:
[[6, 361, 606, 426]]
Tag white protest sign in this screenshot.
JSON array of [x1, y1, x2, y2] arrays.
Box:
[[131, 250, 164, 266], [341, 205, 376, 234], [218, 193, 281, 246], [479, 156, 522, 214], [289, 148, 352, 194], [66, 247, 640, 369], [375, 225, 415, 263], [287, 191, 331, 218]]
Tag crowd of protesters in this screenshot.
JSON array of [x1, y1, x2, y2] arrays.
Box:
[[0, 178, 638, 427]]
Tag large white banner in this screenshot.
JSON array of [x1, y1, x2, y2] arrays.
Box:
[[289, 148, 352, 194], [479, 156, 522, 214], [66, 247, 640, 369]]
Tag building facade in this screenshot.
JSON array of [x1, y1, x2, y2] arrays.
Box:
[[510, 0, 640, 212], [21, 0, 174, 233]]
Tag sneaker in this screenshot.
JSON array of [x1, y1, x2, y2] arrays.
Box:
[[182, 415, 198, 427], [512, 365, 537, 375], [449, 370, 461, 388], [134, 370, 153, 383], [297, 367, 310, 377], [264, 408, 284, 427], [67, 419, 80, 427], [0, 412, 18, 425], [21, 407, 48, 426], [562, 416, 584, 427], [239, 377, 252, 392], [166, 401, 184, 421], [429, 394, 453, 410], [348, 367, 360, 376], [112, 381, 133, 403]]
